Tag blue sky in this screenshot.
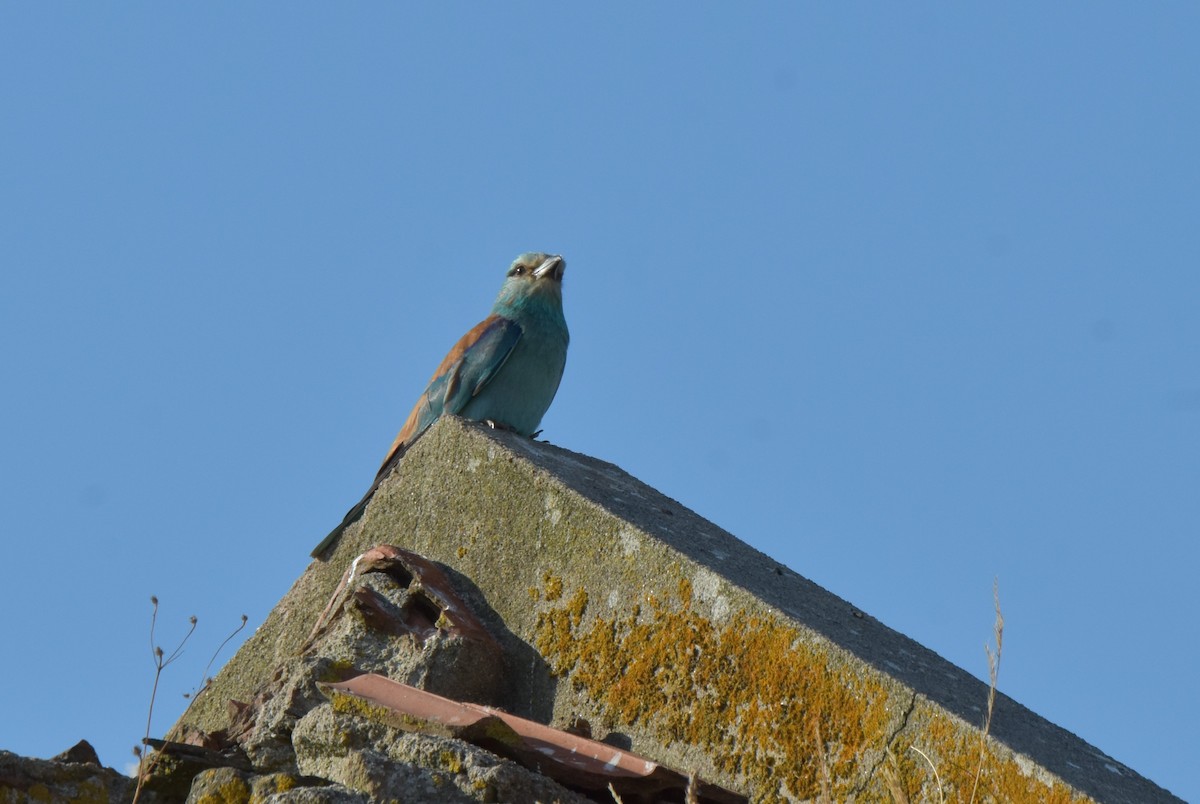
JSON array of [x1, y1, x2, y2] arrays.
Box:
[[1, 5, 1196, 800]]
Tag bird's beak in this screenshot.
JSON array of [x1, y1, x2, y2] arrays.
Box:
[[533, 255, 565, 281]]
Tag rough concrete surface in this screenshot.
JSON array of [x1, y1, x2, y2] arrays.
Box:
[[0, 749, 135, 803]]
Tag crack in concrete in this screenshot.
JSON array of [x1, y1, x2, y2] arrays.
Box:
[[856, 689, 919, 796]]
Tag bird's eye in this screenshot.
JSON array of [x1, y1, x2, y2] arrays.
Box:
[[511, 265, 526, 276]]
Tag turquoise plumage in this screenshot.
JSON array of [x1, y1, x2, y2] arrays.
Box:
[[311, 253, 569, 558]]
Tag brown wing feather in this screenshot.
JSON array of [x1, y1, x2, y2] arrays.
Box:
[[375, 314, 506, 476]]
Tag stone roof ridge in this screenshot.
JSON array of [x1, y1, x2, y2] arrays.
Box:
[[149, 415, 1178, 804]]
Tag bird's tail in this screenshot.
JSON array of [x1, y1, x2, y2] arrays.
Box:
[[310, 485, 375, 558], [310, 441, 412, 559]]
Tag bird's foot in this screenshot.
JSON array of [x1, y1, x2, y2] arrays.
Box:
[[482, 419, 517, 433]]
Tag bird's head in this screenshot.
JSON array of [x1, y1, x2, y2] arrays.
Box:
[[493, 252, 566, 313]]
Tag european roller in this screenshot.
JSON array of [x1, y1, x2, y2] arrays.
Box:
[[311, 252, 569, 558]]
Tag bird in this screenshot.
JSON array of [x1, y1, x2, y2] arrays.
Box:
[[311, 252, 569, 558]]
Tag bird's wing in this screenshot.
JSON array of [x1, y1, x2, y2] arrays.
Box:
[[375, 314, 522, 477], [313, 315, 522, 559]]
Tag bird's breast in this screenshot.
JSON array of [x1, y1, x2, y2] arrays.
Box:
[[459, 314, 567, 437]]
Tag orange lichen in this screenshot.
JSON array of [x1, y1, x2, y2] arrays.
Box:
[[899, 716, 1094, 803], [536, 579, 891, 799], [542, 572, 564, 602], [534, 577, 1097, 804]]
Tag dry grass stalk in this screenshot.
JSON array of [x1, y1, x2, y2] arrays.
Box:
[[967, 579, 1004, 804], [131, 597, 246, 804]]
